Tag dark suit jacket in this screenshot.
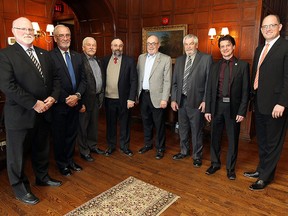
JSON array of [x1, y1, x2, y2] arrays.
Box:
[[205, 57, 250, 118], [251, 37, 288, 114], [49, 47, 86, 110], [0, 43, 60, 129], [81, 53, 104, 111], [102, 55, 138, 109], [171, 51, 212, 108]]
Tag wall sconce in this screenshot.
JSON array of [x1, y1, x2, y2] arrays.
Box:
[[31, 22, 54, 43], [208, 27, 229, 45]]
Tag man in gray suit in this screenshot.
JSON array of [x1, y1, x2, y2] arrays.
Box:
[[78, 37, 105, 162], [137, 35, 172, 159], [171, 34, 212, 167]]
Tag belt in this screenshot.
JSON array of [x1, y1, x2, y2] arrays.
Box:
[[142, 89, 150, 93]]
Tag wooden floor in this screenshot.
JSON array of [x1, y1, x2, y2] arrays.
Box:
[[0, 114, 288, 216]]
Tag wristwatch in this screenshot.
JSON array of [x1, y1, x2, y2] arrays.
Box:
[[75, 92, 81, 100]]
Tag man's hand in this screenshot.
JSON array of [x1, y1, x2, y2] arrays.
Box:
[[66, 95, 78, 107], [127, 100, 135, 109], [171, 101, 178, 111], [205, 113, 212, 122], [198, 102, 205, 113], [272, 104, 285, 118], [160, 100, 167, 109]]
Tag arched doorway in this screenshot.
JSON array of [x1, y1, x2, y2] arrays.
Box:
[[52, 0, 116, 57]]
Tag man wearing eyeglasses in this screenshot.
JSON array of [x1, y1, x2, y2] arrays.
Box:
[[0, 17, 62, 205], [50, 25, 87, 176], [137, 35, 172, 159], [244, 14, 288, 190]]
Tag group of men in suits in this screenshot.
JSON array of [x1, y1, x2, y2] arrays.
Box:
[[0, 13, 287, 205]]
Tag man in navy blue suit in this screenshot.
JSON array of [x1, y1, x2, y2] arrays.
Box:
[[50, 25, 86, 176]]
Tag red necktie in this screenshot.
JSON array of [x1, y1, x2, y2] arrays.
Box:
[[114, 57, 118, 64], [254, 43, 270, 90]]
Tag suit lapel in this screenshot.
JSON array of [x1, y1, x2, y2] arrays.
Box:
[[14, 44, 45, 82], [261, 37, 281, 65], [230, 57, 239, 84], [149, 53, 160, 78], [55, 48, 72, 82]]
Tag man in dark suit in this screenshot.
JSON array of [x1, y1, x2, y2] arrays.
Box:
[[102, 38, 138, 156], [171, 34, 212, 167], [50, 25, 86, 176], [205, 35, 250, 180], [244, 14, 288, 190], [137, 35, 172, 159], [0, 17, 62, 205], [78, 37, 105, 162]]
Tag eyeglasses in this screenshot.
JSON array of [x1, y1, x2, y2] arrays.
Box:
[[147, 42, 158, 47], [13, 27, 34, 32], [261, 24, 279, 30], [56, 34, 71, 38]]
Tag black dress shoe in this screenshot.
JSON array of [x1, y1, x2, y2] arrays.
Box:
[[193, 159, 202, 168], [172, 153, 189, 160], [138, 146, 153, 154], [249, 179, 268, 191], [120, 149, 133, 156], [36, 177, 62, 187], [16, 192, 39, 205], [205, 166, 220, 175], [155, 151, 164, 160], [59, 167, 72, 176], [227, 170, 236, 180], [68, 163, 82, 171], [243, 171, 259, 178], [81, 154, 94, 162], [105, 147, 115, 156], [90, 147, 105, 155]]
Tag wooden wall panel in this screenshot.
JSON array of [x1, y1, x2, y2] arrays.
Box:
[[24, 0, 47, 17], [161, 0, 173, 12], [3, 0, 19, 14], [239, 26, 256, 60]]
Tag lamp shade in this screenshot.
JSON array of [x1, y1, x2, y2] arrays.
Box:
[[221, 27, 229, 36], [31, 22, 40, 35], [46, 24, 55, 36], [208, 28, 216, 39]]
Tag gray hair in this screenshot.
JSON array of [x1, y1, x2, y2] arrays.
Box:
[[82, 37, 97, 46], [53, 24, 70, 35], [183, 34, 198, 45]]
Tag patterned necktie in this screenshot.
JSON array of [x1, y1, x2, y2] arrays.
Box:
[[253, 43, 270, 90], [114, 57, 118, 64], [222, 60, 230, 97], [27, 48, 44, 81], [182, 56, 192, 96], [65, 52, 77, 90]]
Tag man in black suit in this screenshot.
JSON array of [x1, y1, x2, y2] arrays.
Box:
[[205, 35, 250, 180], [171, 34, 212, 167], [244, 14, 288, 190], [0, 17, 62, 205], [102, 38, 138, 157], [78, 37, 105, 162], [50, 25, 86, 176]]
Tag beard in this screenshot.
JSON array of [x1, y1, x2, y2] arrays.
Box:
[[113, 50, 123, 57]]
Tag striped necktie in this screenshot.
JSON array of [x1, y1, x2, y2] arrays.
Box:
[[182, 56, 192, 96], [27, 48, 44, 81]]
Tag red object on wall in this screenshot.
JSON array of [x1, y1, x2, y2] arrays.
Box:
[[162, 17, 169, 25]]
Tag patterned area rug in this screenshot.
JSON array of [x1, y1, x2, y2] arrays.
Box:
[[65, 176, 180, 216]]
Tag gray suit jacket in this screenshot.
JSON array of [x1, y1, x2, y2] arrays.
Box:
[[171, 51, 212, 108], [137, 52, 172, 108]]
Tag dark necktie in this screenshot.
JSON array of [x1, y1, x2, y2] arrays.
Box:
[[182, 56, 192, 96], [222, 60, 230, 97], [27, 48, 44, 81], [65, 52, 77, 90], [114, 57, 118, 64]]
